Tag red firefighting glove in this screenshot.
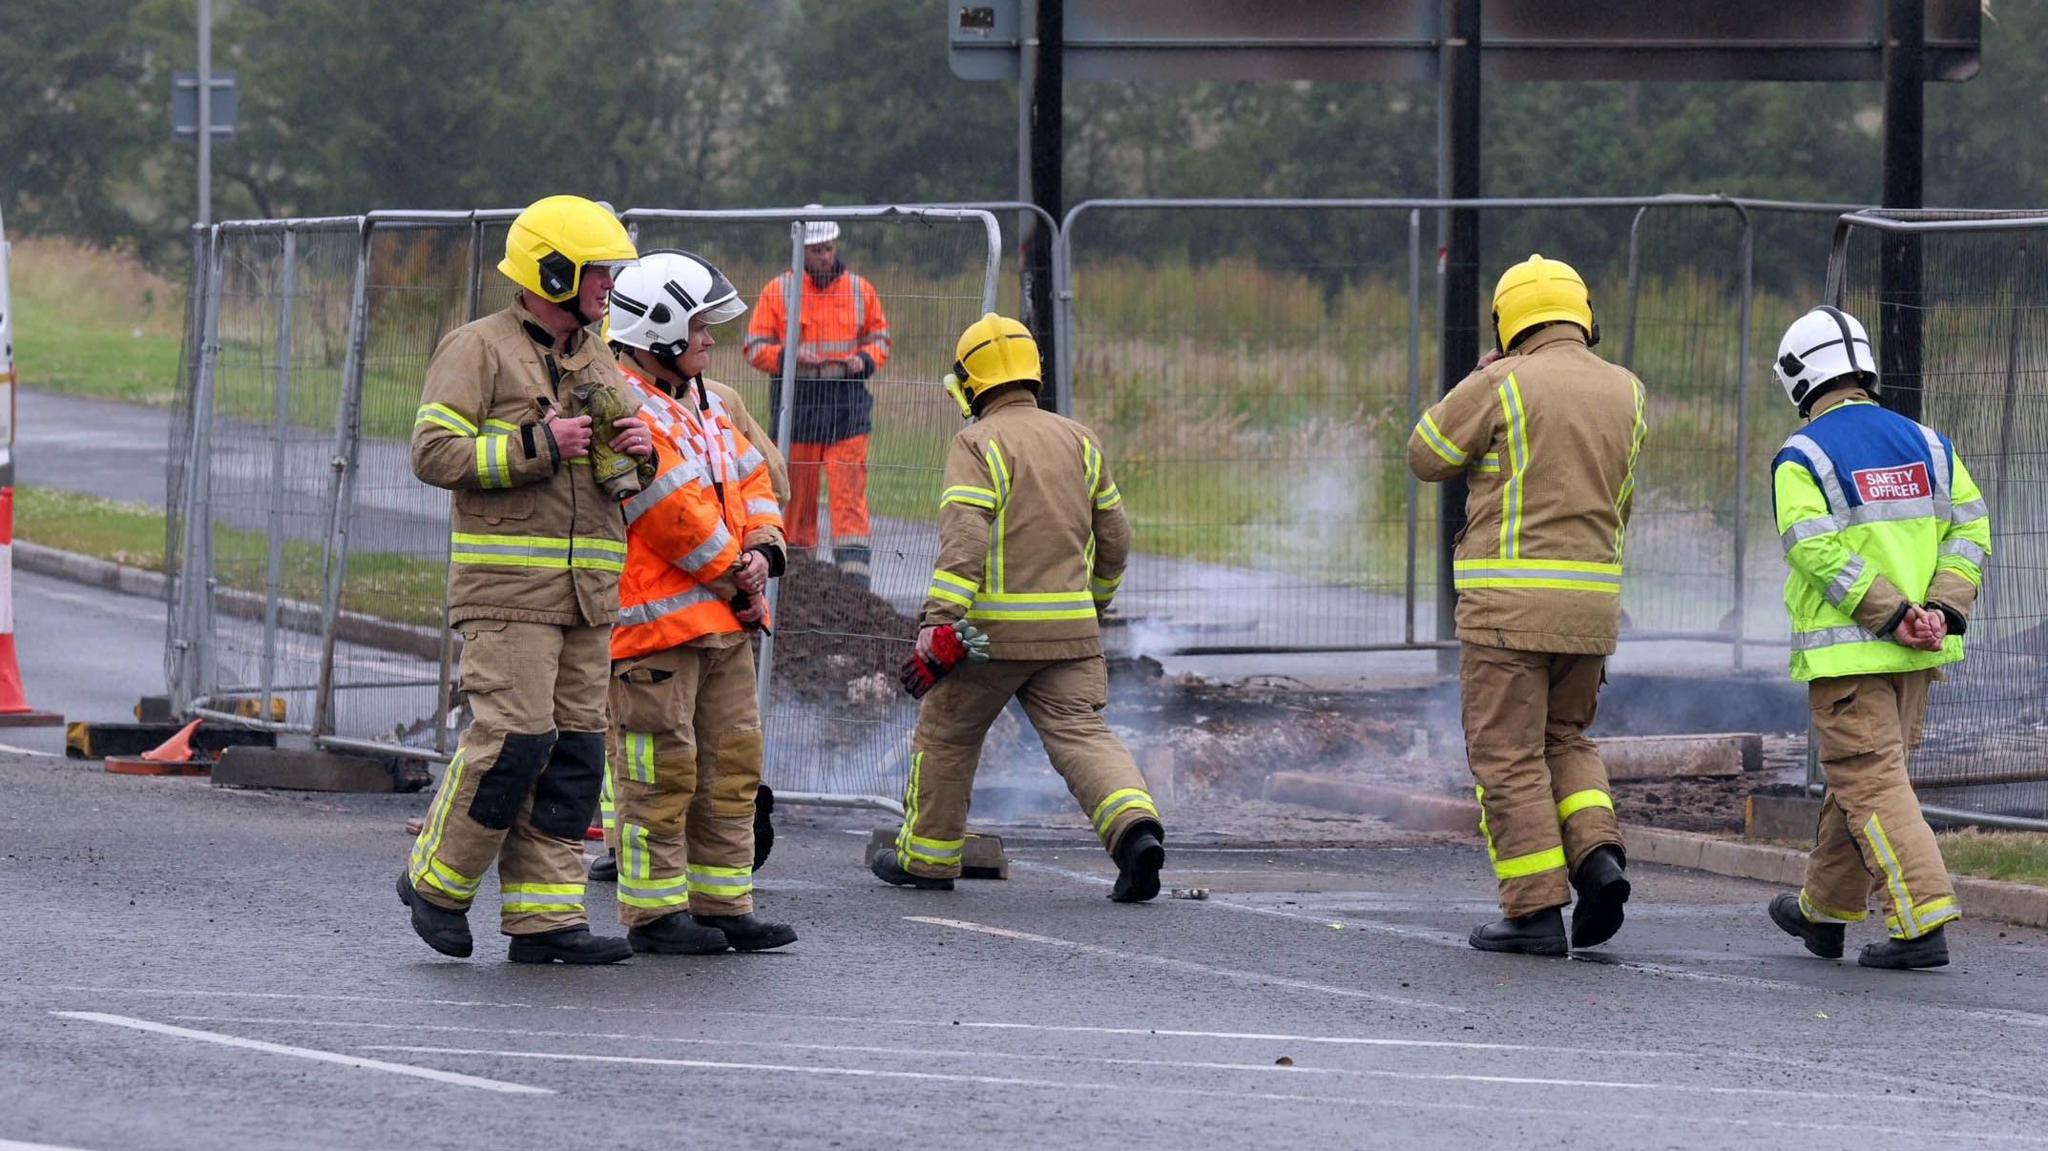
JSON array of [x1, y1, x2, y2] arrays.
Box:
[[899, 622, 990, 699]]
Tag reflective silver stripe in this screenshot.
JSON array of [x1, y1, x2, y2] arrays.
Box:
[[1845, 497, 1938, 526], [736, 447, 766, 476], [851, 274, 866, 332], [869, 330, 893, 351], [619, 585, 721, 626], [1783, 434, 1849, 514], [1953, 498, 1988, 523], [623, 459, 708, 525], [1781, 515, 1843, 551], [1825, 554, 1867, 607], [746, 498, 781, 518], [1917, 422, 1952, 498], [1452, 566, 1623, 586], [618, 878, 690, 899], [1941, 538, 1988, 565], [1792, 624, 1880, 651], [677, 521, 735, 575], [502, 894, 583, 909]]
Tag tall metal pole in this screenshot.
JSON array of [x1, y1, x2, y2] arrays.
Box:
[[197, 0, 212, 227], [1019, 0, 1063, 411], [1879, 0, 1924, 421], [1435, 0, 1481, 669]]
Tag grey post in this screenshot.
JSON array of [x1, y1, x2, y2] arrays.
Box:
[[196, 0, 212, 227], [257, 227, 296, 718], [1728, 201, 1756, 669], [182, 227, 226, 711], [311, 220, 373, 739], [755, 221, 807, 721], [1622, 205, 1649, 374], [1405, 208, 1422, 645]]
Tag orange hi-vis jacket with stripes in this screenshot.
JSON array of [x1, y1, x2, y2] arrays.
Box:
[[1406, 324, 1649, 655], [743, 268, 892, 443], [611, 361, 786, 660]]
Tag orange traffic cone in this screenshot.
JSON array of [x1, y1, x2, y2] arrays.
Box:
[[141, 718, 204, 763], [0, 487, 63, 728], [106, 718, 210, 777]]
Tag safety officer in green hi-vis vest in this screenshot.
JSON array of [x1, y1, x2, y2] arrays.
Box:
[[1764, 305, 1991, 971], [1408, 254, 1649, 957]]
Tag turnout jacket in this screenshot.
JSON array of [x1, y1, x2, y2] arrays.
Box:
[[1408, 325, 1649, 655], [919, 389, 1130, 661], [1772, 389, 1990, 681], [412, 299, 634, 628]]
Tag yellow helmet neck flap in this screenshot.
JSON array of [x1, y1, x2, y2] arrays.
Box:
[[1492, 253, 1598, 354], [947, 312, 1041, 420]]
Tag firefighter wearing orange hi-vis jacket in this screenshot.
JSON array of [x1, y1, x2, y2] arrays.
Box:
[[869, 313, 1165, 903], [1408, 254, 1649, 958], [601, 249, 796, 956]]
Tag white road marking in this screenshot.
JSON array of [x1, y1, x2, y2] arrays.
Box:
[[355, 1045, 2048, 1144], [0, 742, 57, 757], [905, 915, 1460, 1013], [170, 1014, 1936, 1106], [51, 1012, 551, 1095], [39, 986, 536, 1010], [0, 1139, 101, 1151]]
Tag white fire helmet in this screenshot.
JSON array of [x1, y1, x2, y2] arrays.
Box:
[[800, 204, 840, 247], [1774, 305, 1877, 411], [605, 250, 746, 358]]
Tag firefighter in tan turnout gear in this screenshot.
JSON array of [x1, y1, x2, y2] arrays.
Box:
[[400, 195, 652, 964], [600, 249, 797, 954], [1408, 254, 1648, 956], [870, 313, 1166, 901]]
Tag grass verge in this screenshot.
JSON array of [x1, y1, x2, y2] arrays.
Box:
[[1938, 830, 2048, 888]]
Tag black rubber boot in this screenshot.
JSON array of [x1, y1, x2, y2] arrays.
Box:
[[1768, 892, 1846, 959], [1109, 820, 1166, 904], [695, 912, 798, 952], [1859, 926, 1950, 970], [1569, 845, 1631, 949], [626, 911, 731, 956], [397, 871, 473, 958], [836, 546, 872, 590], [508, 926, 633, 965], [587, 850, 618, 883], [871, 847, 954, 890], [1468, 906, 1568, 956]]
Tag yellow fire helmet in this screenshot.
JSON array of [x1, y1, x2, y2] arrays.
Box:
[[943, 312, 1041, 419], [498, 195, 638, 303], [1492, 253, 1598, 353]]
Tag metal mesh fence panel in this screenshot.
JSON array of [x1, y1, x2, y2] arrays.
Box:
[[618, 209, 1000, 806], [1834, 215, 2048, 825], [172, 223, 364, 731], [1063, 205, 1431, 656], [320, 219, 483, 755]]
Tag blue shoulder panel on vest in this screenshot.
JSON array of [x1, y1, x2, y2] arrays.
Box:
[[1801, 404, 1943, 508]]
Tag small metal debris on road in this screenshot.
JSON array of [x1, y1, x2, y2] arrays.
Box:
[[1170, 887, 1210, 901]]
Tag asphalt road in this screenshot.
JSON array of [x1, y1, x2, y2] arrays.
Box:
[[2, 753, 2047, 1150]]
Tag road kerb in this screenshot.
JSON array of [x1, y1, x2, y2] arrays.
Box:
[[1262, 771, 2048, 931]]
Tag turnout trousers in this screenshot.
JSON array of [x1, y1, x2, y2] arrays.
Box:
[[1801, 671, 1960, 939], [605, 637, 765, 924], [1461, 642, 1624, 918], [408, 620, 610, 935], [896, 655, 1160, 879]]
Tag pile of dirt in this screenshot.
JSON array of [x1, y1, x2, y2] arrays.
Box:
[[767, 554, 917, 706]]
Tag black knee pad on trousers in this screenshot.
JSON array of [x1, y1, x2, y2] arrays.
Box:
[[468, 731, 556, 830], [531, 730, 605, 840]]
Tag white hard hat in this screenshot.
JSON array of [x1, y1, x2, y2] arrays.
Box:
[[1774, 305, 1876, 411], [606, 249, 747, 357], [800, 204, 840, 247]]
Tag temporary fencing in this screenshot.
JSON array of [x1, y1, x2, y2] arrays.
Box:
[[1826, 210, 2048, 829], [166, 205, 1002, 814], [1052, 196, 1852, 662]]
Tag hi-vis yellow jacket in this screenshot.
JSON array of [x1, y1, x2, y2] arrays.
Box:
[[611, 362, 784, 660], [919, 389, 1130, 661], [1772, 389, 1990, 681], [412, 299, 633, 628], [1407, 325, 1649, 654]]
